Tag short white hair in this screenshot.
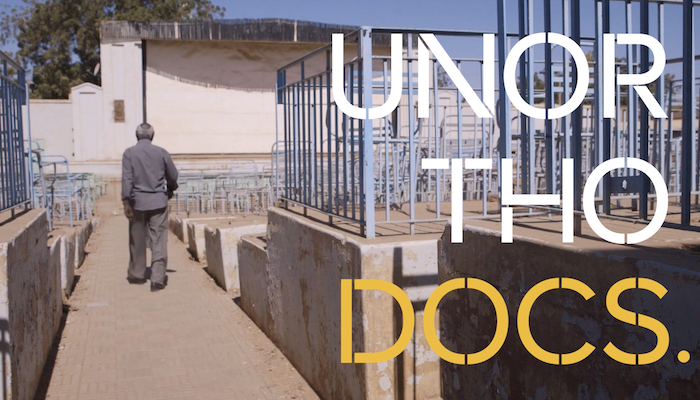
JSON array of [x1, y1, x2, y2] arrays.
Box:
[[136, 123, 154, 140]]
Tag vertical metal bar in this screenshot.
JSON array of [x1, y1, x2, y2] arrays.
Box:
[[344, 64, 351, 217], [312, 77, 318, 208], [682, 0, 694, 226], [603, 0, 612, 215], [284, 87, 290, 199], [457, 60, 463, 160], [303, 69, 309, 207], [658, 4, 665, 189], [290, 85, 296, 202], [335, 87, 340, 215], [67, 163, 73, 227], [358, 56, 363, 226], [3, 64, 10, 208], [8, 81, 16, 206], [616, 65, 622, 209], [25, 83, 33, 207], [545, 0, 555, 195], [615, 65, 624, 207], [408, 33, 416, 234], [640, 0, 650, 219], [301, 63, 307, 205], [518, 0, 529, 195], [473, 115, 477, 198], [481, 59, 488, 215], [293, 86, 300, 202], [13, 85, 25, 204], [327, 50, 333, 215], [3, 66, 11, 207], [666, 84, 673, 188], [527, 0, 535, 196], [349, 63, 356, 220], [497, 0, 512, 209], [275, 84, 280, 200], [2, 64, 14, 208], [318, 75, 324, 211], [563, 0, 571, 159], [594, 0, 604, 212], [433, 60, 440, 218], [0, 76, 6, 209], [595, 0, 603, 169], [694, 11, 699, 206], [361, 27, 375, 238], [626, 0, 635, 196], [12, 85, 24, 205], [572, 0, 583, 235], [676, 138, 681, 201], [385, 60, 391, 221]]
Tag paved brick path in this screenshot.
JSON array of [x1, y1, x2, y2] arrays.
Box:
[[37, 214, 319, 400]]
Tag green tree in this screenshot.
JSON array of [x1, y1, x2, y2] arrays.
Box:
[[1, 0, 225, 98]]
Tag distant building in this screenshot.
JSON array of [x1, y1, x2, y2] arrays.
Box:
[[27, 19, 356, 175]]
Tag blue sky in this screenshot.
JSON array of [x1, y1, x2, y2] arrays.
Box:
[[0, 0, 694, 78]]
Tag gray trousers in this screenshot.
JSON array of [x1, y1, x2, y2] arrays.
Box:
[[128, 207, 168, 285]]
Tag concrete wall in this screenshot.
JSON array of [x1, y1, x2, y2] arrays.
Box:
[[59, 219, 97, 299], [186, 222, 207, 262], [204, 224, 266, 292], [238, 208, 440, 400], [0, 210, 62, 400], [23, 100, 74, 161], [24, 38, 390, 171], [169, 216, 187, 245], [100, 40, 144, 161], [438, 224, 700, 400], [72, 83, 105, 162], [73, 219, 96, 270], [239, 235, 271, 332], [59, 235, 75, 299], [144, 40, 322, 155]]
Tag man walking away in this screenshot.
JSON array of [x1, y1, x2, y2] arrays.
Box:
[[122, 123, 179, 292]]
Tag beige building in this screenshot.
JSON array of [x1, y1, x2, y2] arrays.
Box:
[[27, 19, 357, 175]]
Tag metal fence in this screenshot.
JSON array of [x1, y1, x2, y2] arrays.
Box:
[[169, 161, 274, 216], [276, 0, 700, 238], [0, 51, 29, 215]]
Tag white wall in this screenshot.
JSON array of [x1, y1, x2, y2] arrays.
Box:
[[72, 83, 104, 162], [100, 40, 144, 160], [23, 100, 74, 161], [145, 40, 323, 155]]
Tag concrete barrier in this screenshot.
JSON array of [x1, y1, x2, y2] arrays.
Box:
[[59, 235, 75, 299], [438, 222, 700, 399], [168, 216, 187, 244], [239, 235, 271, 333], [170, 216, 235, 246], [204, 223, 266, 292], [54, 218, 98, 299], [238, 208, 440, 400], [0, 209, 62, 400], [73, 220, 92, 269], [186, 222, 207, 261]]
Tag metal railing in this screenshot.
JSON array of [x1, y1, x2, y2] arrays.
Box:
[[276, 28, 518, 238], [169, 161, 274, 216], [0, 51, 29, 215], [276, 1, 700, 238]]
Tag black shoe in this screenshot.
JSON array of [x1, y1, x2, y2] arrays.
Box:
[[151, 282, 166, 292], [127, 277, 148, 285]]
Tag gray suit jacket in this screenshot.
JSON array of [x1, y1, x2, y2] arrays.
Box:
[[121, 139, 179, 211]]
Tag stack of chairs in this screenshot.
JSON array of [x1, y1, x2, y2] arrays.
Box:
[[169, 161, 274, 216]]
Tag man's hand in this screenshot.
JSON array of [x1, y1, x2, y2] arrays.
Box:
[[123, 200, 134, 220]]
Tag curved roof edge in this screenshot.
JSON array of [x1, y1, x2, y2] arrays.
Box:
[[100, 19, 359, 44]]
